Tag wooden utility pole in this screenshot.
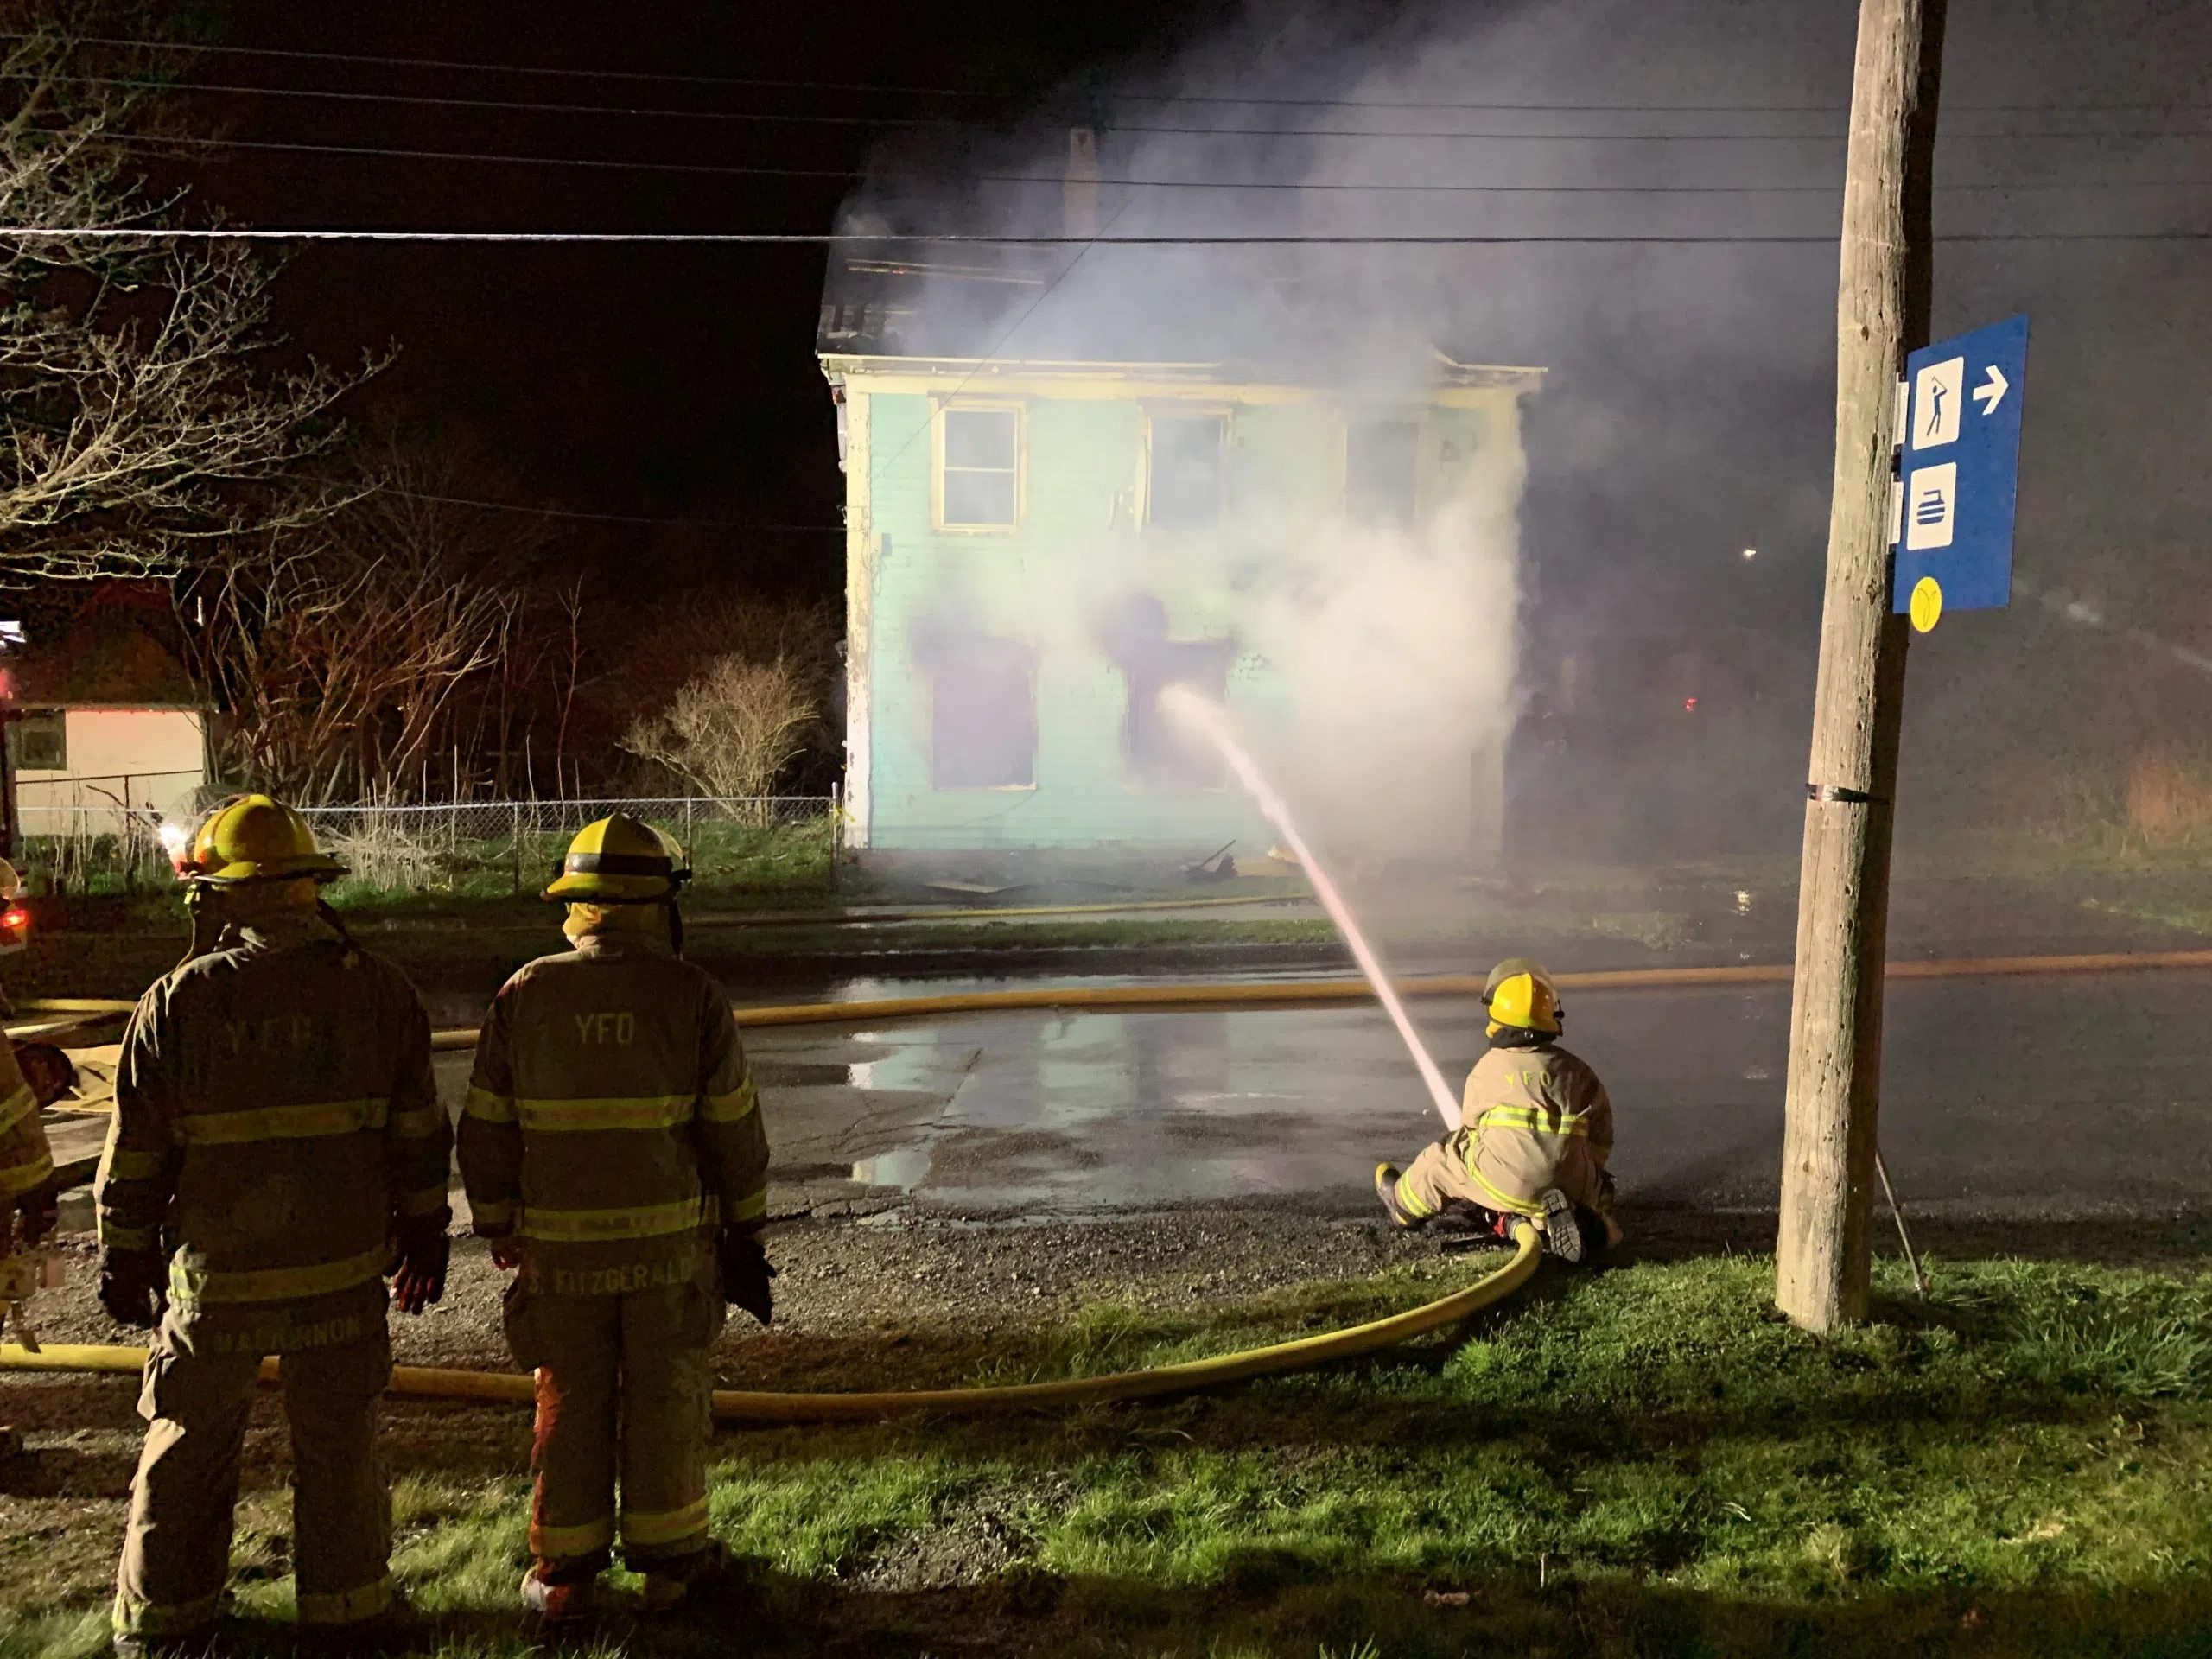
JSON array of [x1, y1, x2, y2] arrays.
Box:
[[1776, 0, 1947, 1332]]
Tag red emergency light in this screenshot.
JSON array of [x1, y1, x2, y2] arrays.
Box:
[[1684, 696, 1698, 712]]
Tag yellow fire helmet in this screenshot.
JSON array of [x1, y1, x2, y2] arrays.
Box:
[[175, 794, 346, 886], [1482, 957, 1563, 1036], [543, 813, 690, 905]]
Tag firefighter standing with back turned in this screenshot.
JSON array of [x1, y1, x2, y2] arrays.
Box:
[[0, 857, 61, 1460], [1375, 958, 1622, 1261], [459, 814, 772, 1620], [94, 797, 452, 1652]]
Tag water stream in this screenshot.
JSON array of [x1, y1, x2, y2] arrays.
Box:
[[1160, 684, 1464, 1131]]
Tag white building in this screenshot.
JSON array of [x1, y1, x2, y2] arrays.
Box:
[[3, 605, 212, 850]]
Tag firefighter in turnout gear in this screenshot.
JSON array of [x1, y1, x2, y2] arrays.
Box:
[[459, 814, 772, 1620], [1374, 959, 1620, 1262], [1, 859, 61, 1459], [95, 797, 451, 1649]]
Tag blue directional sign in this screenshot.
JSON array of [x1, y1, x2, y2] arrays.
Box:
[[1892, 315, 2029, 614]]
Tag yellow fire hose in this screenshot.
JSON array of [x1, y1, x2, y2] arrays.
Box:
[[27, 946, 2212, 1052], [0, 1224, 1539, 1423], [14, 946, 2212, 1414]]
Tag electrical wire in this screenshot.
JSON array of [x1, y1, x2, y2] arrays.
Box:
[[26, 73, 2212, 143], [389, 488, 839, 531], [11, 31, 2211, 118], [113, 130, 2212, 196], [6, 227, 2209, 245]]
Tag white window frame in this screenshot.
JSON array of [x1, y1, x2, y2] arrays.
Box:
[[932, 400, 1025, 532], [1341, 409, 1426, 527], [1141, 406, 1230, 532]]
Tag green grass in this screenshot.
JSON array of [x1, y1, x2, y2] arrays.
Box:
[[321, 817, 842, 908], [5, 1250, 2210, 1656]]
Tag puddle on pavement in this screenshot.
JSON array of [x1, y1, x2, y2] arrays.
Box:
[[431, 969, 2198, 1218], [850, 1144, 932, 1191]]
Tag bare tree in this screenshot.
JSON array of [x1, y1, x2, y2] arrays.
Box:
[[0, 10, 374, 582], [178, 446, 546, 802], [620, 654, 817, 817]]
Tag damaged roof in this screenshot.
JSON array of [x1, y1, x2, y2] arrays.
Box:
[[817, 240, 1542, 391]]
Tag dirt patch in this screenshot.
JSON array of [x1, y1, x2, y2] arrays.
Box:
[[850, 1478, 1074, 1592]]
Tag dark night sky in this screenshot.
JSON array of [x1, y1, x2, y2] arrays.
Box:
[[16, 0, 2190, 855], [152, 1, 1221, 601], [125, 0, 2212, 839]]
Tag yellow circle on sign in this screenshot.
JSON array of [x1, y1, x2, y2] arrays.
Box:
[[1910, 575, 1943, 633]]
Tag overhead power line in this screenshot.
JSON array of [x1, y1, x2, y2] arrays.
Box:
[[395, 488, 841, 531], [13, 31, 2212, 117], [123, 130, 2212, 195], [7, 226, 2209, 245], [27, 73, 2212, 142]]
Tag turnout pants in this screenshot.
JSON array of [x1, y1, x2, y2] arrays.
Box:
[[505, 1266, 724, 1575], [114, 1315, 394, 1639], [1394, 1131, 1526, 1226]]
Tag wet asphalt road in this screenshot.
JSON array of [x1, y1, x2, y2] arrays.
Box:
[[425, 966, 2212, 1224]]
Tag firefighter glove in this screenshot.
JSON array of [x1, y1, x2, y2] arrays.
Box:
[[716, 1226, 775, 1326], [97, 1248, 167, 1330], [391, 1216, 451, 1315]]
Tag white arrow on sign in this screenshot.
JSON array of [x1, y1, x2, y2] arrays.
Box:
[[1972, 364, 2008, 416]]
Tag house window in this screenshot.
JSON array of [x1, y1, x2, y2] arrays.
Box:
[[928, 643, 1037, 789], [938, 406, 1020, 529], [1147, 415, 1224, 530], [7, 710, 66, 772], [1347, 416, 1420, 526], [1096, 594, 1235, 790]]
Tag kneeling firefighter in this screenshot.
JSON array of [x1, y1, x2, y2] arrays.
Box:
[[459, 814, 772, 1619], [1375, 959, 1621, 1262], [94, 798, 451, 1649]]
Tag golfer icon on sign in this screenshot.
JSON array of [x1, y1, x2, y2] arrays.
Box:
[[1923, 379, 1947, 442]]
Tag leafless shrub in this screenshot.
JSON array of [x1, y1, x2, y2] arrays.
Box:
[[620, 655, 817, 820], [2124, 747, 2212, 847], [603, 593, 842, 780], [310, 790, 455, 889]]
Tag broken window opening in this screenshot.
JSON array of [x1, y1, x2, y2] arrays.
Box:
[[1096, 593, 1236, 790], [940, 406, 1020, 528], [1346, 416, 1420, 527], [1147, 415, 1224, 531], [916, 626, 1037, 790]]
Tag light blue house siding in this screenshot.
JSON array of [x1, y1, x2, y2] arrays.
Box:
[[825, 358, 1533, 854]]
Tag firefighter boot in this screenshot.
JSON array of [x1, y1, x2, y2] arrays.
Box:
[[1374, 1165, 1422, 1230], [520, 1562, 603, 1624], [639, 1539, 734, 1612], [1539, 1188, 1586, 1263]]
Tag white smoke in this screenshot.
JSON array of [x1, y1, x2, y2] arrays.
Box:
[[836, 0, 2212, 867]]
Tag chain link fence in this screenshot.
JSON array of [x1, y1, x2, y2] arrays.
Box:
[[298, 794, 842, 899], [14, 791, 842, 899], [15, 772, 204, 894]]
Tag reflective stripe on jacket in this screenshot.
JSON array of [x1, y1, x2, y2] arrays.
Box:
[[457, 931, 768, 1295], [0, 1038, 54, 1202], [1453, 1040, 1613, 1216], [95, 918, 448, 1353]]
